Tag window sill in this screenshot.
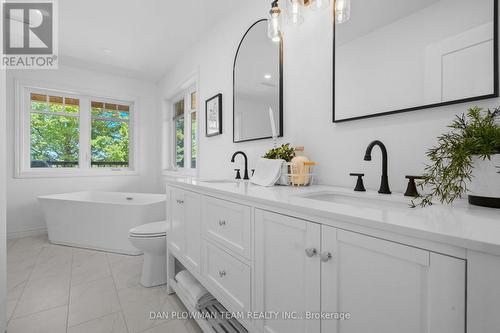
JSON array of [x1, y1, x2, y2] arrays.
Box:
[[162, 168, 198, 178], [15, 169, 139, 179]]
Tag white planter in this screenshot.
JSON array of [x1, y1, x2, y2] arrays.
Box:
[[468, 154, 500, 208]]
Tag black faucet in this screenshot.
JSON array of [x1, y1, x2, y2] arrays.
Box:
[[231, 151, 249, 180], [364, 140, 391, 194]]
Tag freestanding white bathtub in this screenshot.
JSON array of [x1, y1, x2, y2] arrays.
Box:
[[38, 191, 166, 255]]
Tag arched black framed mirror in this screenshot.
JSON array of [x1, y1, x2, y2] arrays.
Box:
[[233, 19, 283, 143]]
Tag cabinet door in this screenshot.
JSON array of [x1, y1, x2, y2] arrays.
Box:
[[321, 227, 465, 333], [183, 191, 201, 273], [255, 210, 321, 333], [169, 189, 185, 256]]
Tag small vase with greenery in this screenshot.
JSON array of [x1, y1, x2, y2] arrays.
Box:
[[263, 143, 296, 162], [414, 106, 500, 207], [263, 143, 296, 185]]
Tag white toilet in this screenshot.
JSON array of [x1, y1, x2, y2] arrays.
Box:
[[128, 221, 167, 288]]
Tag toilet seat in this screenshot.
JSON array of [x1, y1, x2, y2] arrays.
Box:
[[129, 221, 166, 238]]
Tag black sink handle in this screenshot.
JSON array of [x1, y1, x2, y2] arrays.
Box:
[[350, 173, 366, 192]]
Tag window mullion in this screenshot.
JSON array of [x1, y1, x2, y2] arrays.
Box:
[[24, 90, 32, 171], [79, 97, 91, 170], [184, 93, 191, 170]]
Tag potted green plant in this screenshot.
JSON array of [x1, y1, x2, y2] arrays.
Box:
[[416, 106, 500, 208], [263, 143, 296, 185], [263, 143, 296, 162]]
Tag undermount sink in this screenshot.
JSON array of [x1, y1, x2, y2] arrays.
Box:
[[299, 191, 411, 209], [198, 179, 240, 184]]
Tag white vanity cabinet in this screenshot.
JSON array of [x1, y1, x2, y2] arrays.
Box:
[[254, 209, 466, 333], [168, 187, 202, 274], [321, 227, 465, 333], [165, 182, 492, 333]]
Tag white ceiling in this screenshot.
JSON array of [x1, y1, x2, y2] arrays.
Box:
[[58, 0, 243, 82]]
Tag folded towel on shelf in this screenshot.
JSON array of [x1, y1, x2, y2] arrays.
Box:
[[175, 270, 209, 304], [250, 158, 284, 187]]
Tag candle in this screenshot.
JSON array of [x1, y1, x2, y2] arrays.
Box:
[[269, 107, 277, 139]]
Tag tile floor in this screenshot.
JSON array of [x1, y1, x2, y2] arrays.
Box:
[[6, 234, 202, 333]]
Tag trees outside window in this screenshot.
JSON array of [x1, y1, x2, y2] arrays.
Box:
[[30, 93, 80, 168], [172, 87, 197, 173], [17, 85, 135, 177]]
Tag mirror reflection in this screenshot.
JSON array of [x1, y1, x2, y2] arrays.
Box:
[[334, 0, 497, 121], [234, 20, 282, 142]]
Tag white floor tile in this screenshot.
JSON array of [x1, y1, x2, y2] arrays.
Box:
[[107, 252, 143, 290], [9, 234, 48, 252], [185, 319, 204, 333], [7, 271, 28, 302], [29, 244, 72, 280], [118, 285, 178, 333], [7, 238, 17, 249], [141, 318, 195, 333], [7, 305, 67, 333], [7, 246, 42, 272], [6, 298, 18, 322], [13, 273, 70, 318], [72, 248, 112, 286], [7, 235, 204, 333], [67, 311, 128, 333], [68, 276, 121, 327]]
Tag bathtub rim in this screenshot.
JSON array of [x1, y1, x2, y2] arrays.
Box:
[[38, 191, 166, 206]]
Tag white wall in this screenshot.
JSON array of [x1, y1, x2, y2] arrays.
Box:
[[1, 66, 7, 333], [6, 65, 162, 237], [159, 0, 500, 193]]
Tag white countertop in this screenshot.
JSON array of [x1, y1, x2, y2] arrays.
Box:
[[166, 177, 500, 256]]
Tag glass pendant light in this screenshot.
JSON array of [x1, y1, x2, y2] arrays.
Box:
[[335, 0, 351, 24], [310, 0, 331, 11], [286, 0, 304, 26], [268, 0, 282, 42]]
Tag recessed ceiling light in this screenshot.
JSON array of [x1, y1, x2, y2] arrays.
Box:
[[264, 74, 272, 80]]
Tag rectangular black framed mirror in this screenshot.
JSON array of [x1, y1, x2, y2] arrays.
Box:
[[333, 0, 499, 122], [233, 19, 283, 143]]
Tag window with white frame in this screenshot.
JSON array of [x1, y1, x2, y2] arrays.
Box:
[[172, 87, 197, 172], [90, 101, 131, 168], [17, 83, 136, 177]]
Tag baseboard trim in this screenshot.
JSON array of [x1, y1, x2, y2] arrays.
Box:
[[7, 227, 47, 239]]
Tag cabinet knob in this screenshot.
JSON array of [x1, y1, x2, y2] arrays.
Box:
[[218, 270, 226, 278], [305, 248, 318, 257], [218, 220, 226, 226], [320, 252, 333, 262]]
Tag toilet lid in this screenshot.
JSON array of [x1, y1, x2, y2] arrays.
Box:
[[129, 221, 167, 237]]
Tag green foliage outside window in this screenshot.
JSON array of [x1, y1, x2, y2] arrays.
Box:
[[30, 98, 130, 169], [91, 120, 129, 167], [31, 113, 79, 167], [176, 117, 185, 168], [191, 113, 197, 168]]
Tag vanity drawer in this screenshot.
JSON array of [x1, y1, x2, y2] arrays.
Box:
[[203, 241, 251, 313], [202, 196, 251, 260]]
